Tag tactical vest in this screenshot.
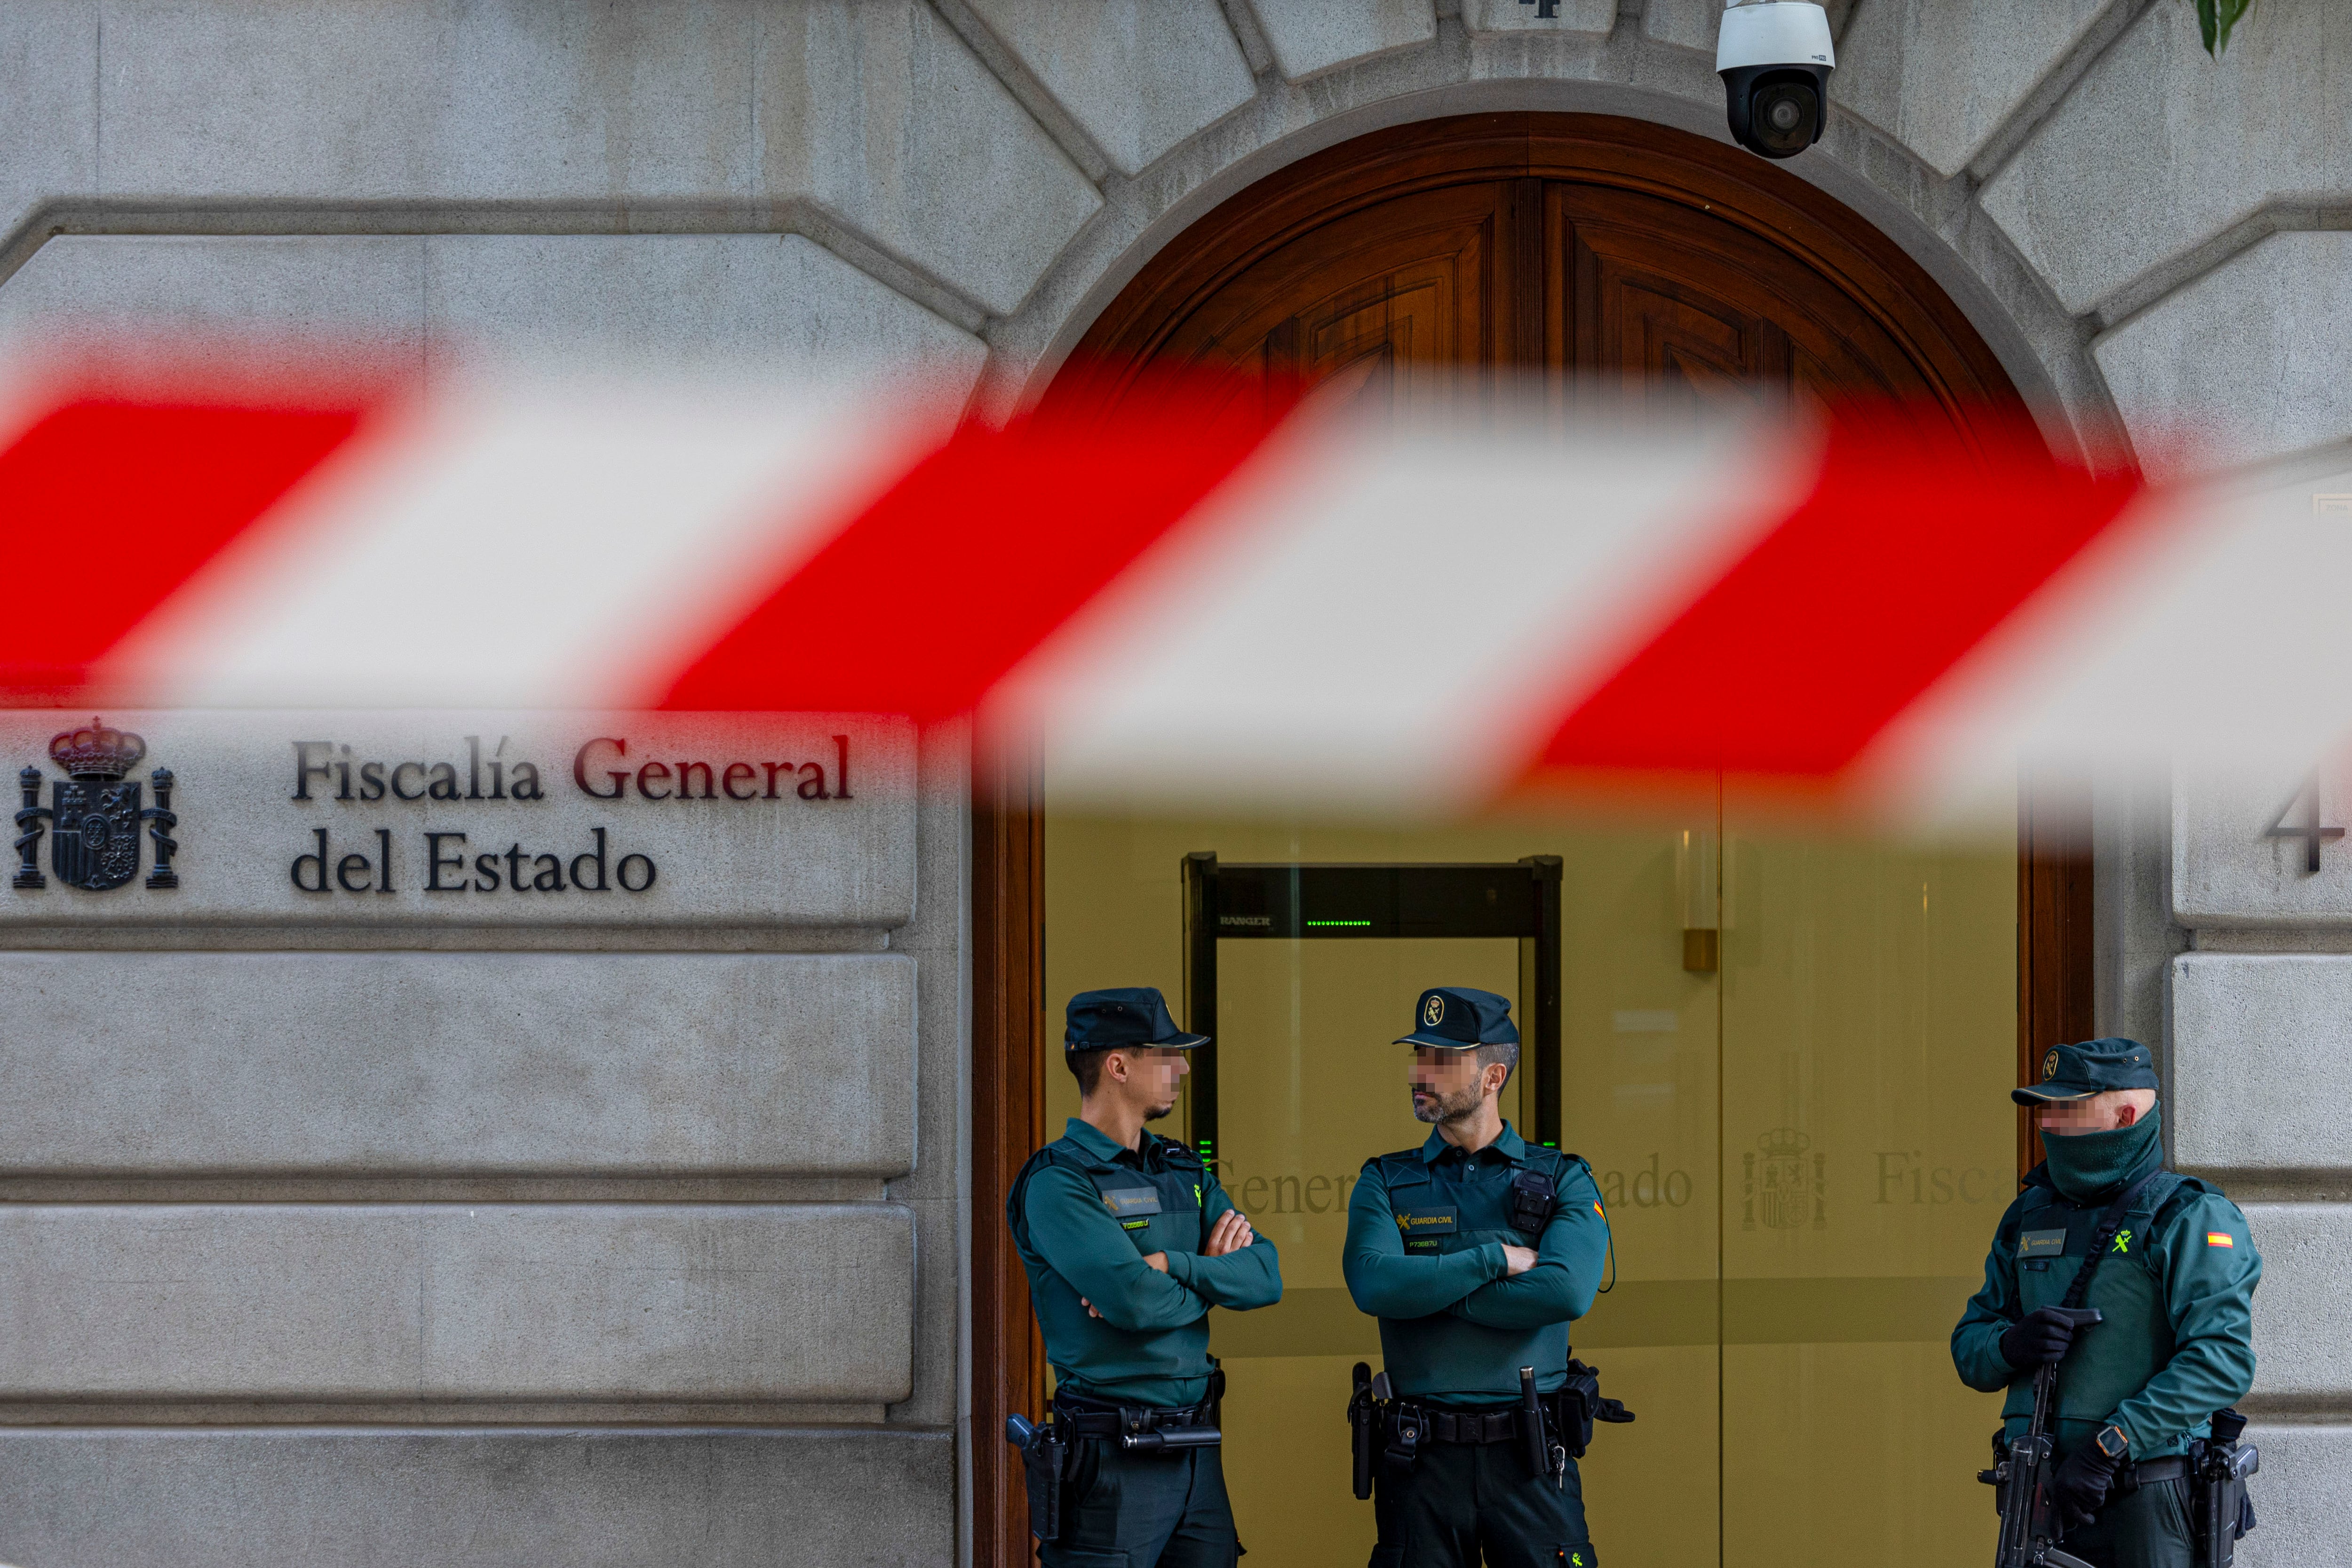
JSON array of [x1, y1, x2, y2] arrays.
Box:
[[2000, 1165, 2198, 1430], [1010, 1132, 1211, 1261], [1373, 1144, 1589, 1402]]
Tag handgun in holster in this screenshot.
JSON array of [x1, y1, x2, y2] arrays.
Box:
[[1349, 1362, 1378, 1500], [1005, 1413, 1069, 1546], [2194, 1407, 2259, 1568]]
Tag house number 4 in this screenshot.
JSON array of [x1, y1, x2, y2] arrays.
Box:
[[2265, 775, 2345, 876]]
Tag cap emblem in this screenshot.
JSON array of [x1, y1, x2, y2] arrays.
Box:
[[1423, 994, 1444, 1027], [2042, 1049, 2059, 1081]]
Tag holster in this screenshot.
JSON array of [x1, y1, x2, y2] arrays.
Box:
[[1348, 1363, 1377, 1501], [1551, 1359, 1635, 1459], [1011, 1417, 1068, 1545], [2193, 1409, 2259, 1568]]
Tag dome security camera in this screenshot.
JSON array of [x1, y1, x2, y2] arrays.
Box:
[[1716, 1, 1836, 160]]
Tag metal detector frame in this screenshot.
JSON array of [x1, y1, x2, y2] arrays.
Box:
[[1179, 852, 1565, 1171]]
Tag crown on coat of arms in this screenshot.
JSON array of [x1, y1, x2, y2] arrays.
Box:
[[1757, 1127, 1812, 1159], [48, 717, 147, 781]]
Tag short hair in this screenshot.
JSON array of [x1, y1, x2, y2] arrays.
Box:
[[1068, 1049, 1106, 1096], [1475, 1039, 1519, 1090]]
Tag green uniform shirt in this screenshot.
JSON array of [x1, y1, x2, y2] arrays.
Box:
[[1951, 1162, 2260, 1459], [1343, 1122, 1611, 1406], [1008, 1117, 1283, 1407]]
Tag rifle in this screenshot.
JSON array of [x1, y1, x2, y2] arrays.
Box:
[[1980, 1306, 2103, 1568], [2197, 1408, 2259, 1568]]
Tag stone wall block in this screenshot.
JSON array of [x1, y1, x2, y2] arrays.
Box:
[[2173, 955, 2352, 1177], [2096, 232, 2352, 477], [1244, 0, 1436, 82], [1980, 0, 2352, 316], [0, 0, 97, 241], [961, 0, 1255, 177], [0, 233, 430, 364], [2236, 1423, 2352, 1568], [0, 1427, 952, 1568], [82, 0, 1096, 317], [1460, 0, 1615, 38], [2240, 1203, 2352, 1402], [1640, 0, 1719, 53], [1, 951, 915, 1177], [0, 232, 987, 402], [96, 0, 761, 204], [752, 0, 1101, 314], [1830, 0, 2115, 178], [2172, 767, 2352, 930], [0, 1204, 914, 1401]]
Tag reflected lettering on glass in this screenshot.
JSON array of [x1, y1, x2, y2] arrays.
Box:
[[1873, 1152, 1994, 1205]]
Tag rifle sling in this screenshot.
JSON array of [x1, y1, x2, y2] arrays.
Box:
[[2058, 1163, 2165, 1311]]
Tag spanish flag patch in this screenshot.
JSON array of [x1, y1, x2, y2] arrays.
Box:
[[2207, 1233, 2234, 1248], [1594, 1202, 1605, 1218]]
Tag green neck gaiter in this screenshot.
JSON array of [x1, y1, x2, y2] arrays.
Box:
[[2042, 1106, 2164, 1203]]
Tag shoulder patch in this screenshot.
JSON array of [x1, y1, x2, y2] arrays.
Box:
[[2206, 1232, 2236, 1248]]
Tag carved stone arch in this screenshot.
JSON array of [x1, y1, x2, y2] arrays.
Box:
[[1048, 114, 2022, 432]]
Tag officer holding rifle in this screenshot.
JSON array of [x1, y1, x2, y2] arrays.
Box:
[[1006, 987, 1283, 1566], [1343, 987, 1627, 1568], [1952, 1040, 2262, 1568]]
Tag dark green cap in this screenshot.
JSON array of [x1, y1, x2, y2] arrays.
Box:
[[2012, 1037, 2159, 1104], [1396, 986, 1518, 1050], [1064, 986, 1207, 1053]]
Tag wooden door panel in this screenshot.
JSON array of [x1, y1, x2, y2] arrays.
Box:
[[1104, 180, 1516, 411], [1548, 181, 1930, 411]]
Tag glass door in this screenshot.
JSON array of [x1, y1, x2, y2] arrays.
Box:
[[1040, 798, 2012, 1566], [1712, 794, 2015, 1564]]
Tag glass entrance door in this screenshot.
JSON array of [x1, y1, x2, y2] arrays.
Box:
[[1041, 803, 2011, 1567]]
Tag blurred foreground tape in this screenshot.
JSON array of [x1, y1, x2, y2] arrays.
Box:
[[4, 352, 2346, 823]]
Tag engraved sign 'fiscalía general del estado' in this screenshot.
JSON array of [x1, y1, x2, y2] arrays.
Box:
[[1, 712, 914, 928]]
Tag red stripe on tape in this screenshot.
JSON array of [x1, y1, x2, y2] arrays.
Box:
[[1531, 416, 2142, 780], [0, 396, 371, 703], [657, 377, 1293, 719]]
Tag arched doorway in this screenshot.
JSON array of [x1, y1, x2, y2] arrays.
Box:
[[976, 114, 2090, 1568], [1049, 113, 2019, 428]]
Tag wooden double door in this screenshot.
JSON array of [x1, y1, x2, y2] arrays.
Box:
[[1056, 113, 2018, 430]]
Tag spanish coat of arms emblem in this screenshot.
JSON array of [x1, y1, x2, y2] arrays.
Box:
[[1742, 1127, 1827, 1232], [13, 718, 180, 892]]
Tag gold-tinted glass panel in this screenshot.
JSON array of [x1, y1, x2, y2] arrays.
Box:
[[1040, 794, 2012, 1567]]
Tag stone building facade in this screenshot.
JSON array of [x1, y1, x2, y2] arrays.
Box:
[[0, 2, 2347, 1565]]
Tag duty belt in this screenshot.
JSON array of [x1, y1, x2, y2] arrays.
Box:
[[1401, 1404, 1534, 1446], [1052, 1397, 1212, 1441], [2118, 1455, 2193, 1490]]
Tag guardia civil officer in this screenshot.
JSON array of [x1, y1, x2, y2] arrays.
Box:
[[1952, 1039, 2262, 1568], [1343, 987, 1618, 1568], [1007, 986, 1283, 1566]]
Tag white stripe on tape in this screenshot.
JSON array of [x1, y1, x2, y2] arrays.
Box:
[[105, 378, 942, 709]]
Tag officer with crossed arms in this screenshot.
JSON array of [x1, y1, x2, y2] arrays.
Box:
[[1344, 986, 1622, 1568], [1007, 986, 1283, 1566]]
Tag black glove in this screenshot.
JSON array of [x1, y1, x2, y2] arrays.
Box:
[[2000, 1306, 2084, 1369], [2050, 1441, 2121, 1530]]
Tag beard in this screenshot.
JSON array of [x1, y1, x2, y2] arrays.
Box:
[[1145, 1100, 1175, 1122], [1411, 1084, 1481, 1124]]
